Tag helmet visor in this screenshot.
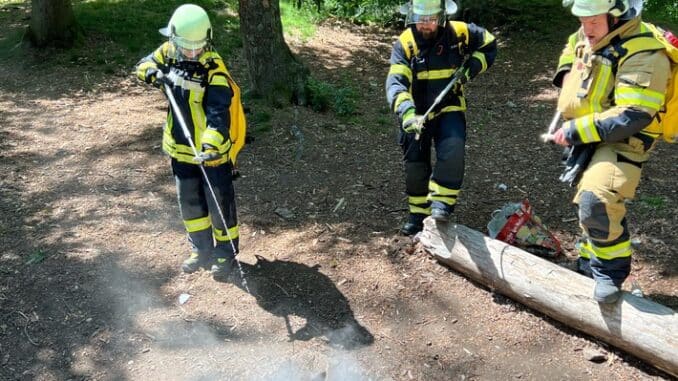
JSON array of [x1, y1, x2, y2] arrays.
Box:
[[169, 38, 206, 61], [406, 11, 444, 25]]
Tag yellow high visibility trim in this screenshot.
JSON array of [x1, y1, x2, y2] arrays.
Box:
[[573, 115, 600, 143], [408, 195, 429, 205], [184, 216, 211, 233], [581, 240, 632, 260], [449, 21, 469, 47], [189, 90, 206, 148], [429, 182, 460, 196], [428, 101, 467, 120], [137, 61, 156, 82], [639, 130, 661, 139], [210, 75, 228, 87], [478, 29, 495, 48], [577, 241, 593, 259], [417, 69, 455, 80], [471, 51, 488, 72], [202, 128, 225, 147], [427, 195, 458, 205], [588, 63, 612, 114], [616, 87, 664, 111], [388, 64, 413, 83], [399, 28, 419, 60], [410, 205, 431, 214], [214, 225, 239, 242], [394, 92, 413, 112]]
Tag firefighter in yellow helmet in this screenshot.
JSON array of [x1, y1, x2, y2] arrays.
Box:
[[386, 0, 497, 236], [135, 4, 241, 278], [552, 0, 671, 303]]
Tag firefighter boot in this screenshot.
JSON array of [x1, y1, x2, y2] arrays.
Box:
[[430, 201, 452, 222], [182, 252, 208, 273], [594, 279, 621, 304], [211, 257, 234, 280], [401, 214, 425, 236]]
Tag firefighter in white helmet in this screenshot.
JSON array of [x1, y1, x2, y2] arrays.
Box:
[[136, 4, 242, 278], [552, 0, 670, 303], [386, 0, 497, 236]]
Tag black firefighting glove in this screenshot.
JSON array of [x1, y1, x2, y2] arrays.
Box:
[[559, 144, 596, 187], [147, 64, 172, 89]]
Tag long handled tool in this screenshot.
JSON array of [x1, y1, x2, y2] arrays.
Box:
[[415, 66, 468, 140], [163, 83, 249, 291], [540, 110, 562, 143]]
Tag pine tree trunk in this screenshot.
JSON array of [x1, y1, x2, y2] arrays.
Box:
[[29, 0, 77, 47], [238, 0, 308, 106]]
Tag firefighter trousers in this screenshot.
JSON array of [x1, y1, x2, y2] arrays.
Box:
[[400, 111, 466, 221], [574, 142, 648, 286], [172, 159, 239, 260]]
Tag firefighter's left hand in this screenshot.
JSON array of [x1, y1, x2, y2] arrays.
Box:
[[197, 144, 223, 167], [458, 66, 471, 85]]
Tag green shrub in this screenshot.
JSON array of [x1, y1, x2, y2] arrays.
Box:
[[305, 77, 359, 117]]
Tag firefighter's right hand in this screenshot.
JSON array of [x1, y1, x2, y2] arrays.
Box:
[[151, 69, 173, 89], [197, 144, 223, 167], [402, 111, 425, 135]]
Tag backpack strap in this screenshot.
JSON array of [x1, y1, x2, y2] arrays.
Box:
[[448, 21, 469, 54], [399, 27, 419, 61]]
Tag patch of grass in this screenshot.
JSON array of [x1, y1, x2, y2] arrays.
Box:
[[1, 0, 241, 75], [280, 0, 318, 41], [25, 250, 47, 265], [305, 77, 360, 118], [639, 195, 666, 209], [248, 110, 273, 134]]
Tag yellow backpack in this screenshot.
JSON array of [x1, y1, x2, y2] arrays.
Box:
[[224, 70, 247, 164], [620, 23, 678, 143], [646, 23, 678, 143]]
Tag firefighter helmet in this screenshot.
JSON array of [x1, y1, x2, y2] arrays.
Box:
[[564, 0, 629, 17], [404, 0, 457, 26], [160, 4, 212, 60]]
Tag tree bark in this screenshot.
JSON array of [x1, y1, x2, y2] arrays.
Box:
[[29, 0, 77, 47], [238, 0, 308, 106], [418, 218, 678, 378]]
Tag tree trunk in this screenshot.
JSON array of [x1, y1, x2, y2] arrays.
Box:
[[29, 0, 77, 47], [238, 0, 308, 106], [418, 218, 678, 378]]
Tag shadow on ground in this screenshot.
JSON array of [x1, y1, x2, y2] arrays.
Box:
[[220, 255, 375, 350]]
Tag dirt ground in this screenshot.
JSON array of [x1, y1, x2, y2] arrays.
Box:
[[1, 13, 676, 381]]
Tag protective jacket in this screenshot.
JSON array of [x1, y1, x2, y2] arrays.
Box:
[[136, 42, 233, 166], [553, 17, 671, 287], [386, 21, 497, 122], [554, 17, 671, 159]]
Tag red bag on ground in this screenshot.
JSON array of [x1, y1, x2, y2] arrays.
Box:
[[487, 199, 562, 258]]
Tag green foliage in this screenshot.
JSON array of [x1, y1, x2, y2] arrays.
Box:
[[1, 0, 242, 74], [643, 0, 678, 25], [249, 110, 273, 134], [305, 77, 359, 117], [322, 0, 400, 24], [639, 195, 666, 209], [25, 250, 46, 265], [306, 77, 334, 112], [280, 0, 318, 40]]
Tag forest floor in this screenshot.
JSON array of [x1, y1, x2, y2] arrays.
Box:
[[0, 11, 677, 381]]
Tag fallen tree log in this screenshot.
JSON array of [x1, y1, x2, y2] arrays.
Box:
[[418, 218, 678, 377]]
